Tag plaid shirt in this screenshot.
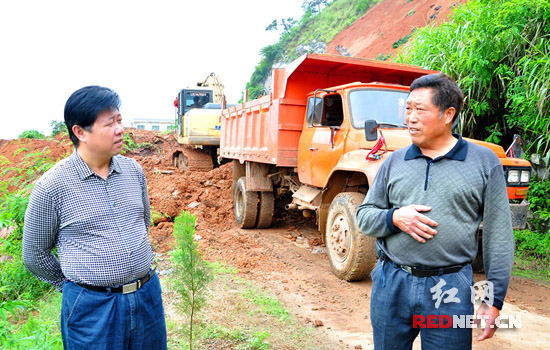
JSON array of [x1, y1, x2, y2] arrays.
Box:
[[23, 150, 153, 291]]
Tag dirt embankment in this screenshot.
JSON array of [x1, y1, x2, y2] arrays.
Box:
[[326, 0, 466, 59]]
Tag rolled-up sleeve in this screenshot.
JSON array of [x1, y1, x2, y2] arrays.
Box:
[[22, 181, 64, 291]]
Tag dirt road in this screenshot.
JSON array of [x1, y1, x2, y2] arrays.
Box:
[[212, 220, 550, 350]]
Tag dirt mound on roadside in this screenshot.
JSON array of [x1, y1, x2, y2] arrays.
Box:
[[0, 130, 239, 262]]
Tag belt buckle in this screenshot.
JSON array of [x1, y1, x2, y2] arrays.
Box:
[[401, 265, 413, 274], [122, 282, 138, 294]]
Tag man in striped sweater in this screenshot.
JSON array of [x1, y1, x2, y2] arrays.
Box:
[[356, 73, 514, 350]]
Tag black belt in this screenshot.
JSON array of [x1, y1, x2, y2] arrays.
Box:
[[76, 266, 157, 294], [399, 263, 466, 277], [378, 250, 466, 277]]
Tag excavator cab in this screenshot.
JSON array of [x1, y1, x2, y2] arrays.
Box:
[[172, 73, 227, 171]]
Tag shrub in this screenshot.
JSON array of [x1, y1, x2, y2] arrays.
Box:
[[514, 229, 550, 259], [18, 130, 45, 140], [527, 177, 550, 232]]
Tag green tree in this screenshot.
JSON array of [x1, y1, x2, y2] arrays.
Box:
[[170, 211, 213, 350], [18, 130, 45, 139], [50, 120, 68, 137], [397, 0, 550, 159]]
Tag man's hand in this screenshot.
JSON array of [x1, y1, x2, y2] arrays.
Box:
[[392, 205, 438, 243], [475, 303, 500, 341]]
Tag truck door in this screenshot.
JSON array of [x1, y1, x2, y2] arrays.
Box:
[[298, 94, 346, 188]]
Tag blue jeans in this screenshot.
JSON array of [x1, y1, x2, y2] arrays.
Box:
[[370, 259, 474, 350], [61, 273, 167, 350]]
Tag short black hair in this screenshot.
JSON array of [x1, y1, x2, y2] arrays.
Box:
[[64, 86, 121, 147], [410, 73, 464, 121]]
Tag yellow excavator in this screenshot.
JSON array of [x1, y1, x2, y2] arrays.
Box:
[[172, 73, 231, 171]]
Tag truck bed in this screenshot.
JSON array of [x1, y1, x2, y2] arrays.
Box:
[[220, 95, 305, 166]]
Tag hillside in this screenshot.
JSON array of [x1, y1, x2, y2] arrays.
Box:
[[326, 0, 466, 59], [247, 0, 467, 99]]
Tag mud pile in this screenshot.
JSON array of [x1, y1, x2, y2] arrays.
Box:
[[0, 130, 236, 256]]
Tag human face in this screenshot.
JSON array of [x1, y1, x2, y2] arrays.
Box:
[[405, 87, 454, 151], [80, 108, 124, 158]]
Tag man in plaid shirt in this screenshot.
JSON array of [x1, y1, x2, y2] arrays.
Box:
[[23, 86, 167, 349]]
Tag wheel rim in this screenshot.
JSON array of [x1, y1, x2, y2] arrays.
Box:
[[328, 212, 351, 264], [235, 188, 244, 219]]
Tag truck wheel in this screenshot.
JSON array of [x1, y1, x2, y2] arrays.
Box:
[[326, 192, 377, 281], [234, 177, 258, 229], [256, 191, 274, 229]]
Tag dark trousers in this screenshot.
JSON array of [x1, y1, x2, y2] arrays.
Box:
[[370, 259, 474, 350], [61, 273, 167, 350]]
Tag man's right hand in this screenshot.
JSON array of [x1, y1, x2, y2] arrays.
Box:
[[392, 205, 438, 243]]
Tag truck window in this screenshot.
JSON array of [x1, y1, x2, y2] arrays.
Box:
[[306, 97, 323, 126], [349, 89, 408, 129], [321, 94, 343, 127]]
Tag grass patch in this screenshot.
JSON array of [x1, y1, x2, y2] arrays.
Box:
[[513, 253, 550, 283], [512, 229, 550, 283], [163, 262, 329, 349], [1, 291, 62, 349]]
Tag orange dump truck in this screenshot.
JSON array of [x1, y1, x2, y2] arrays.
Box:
[[220, 53, 531, 281]]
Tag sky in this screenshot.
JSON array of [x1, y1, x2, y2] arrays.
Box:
[[0, 0, 304, 139]]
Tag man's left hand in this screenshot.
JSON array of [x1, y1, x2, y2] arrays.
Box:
[[475, 303, 500, 341]]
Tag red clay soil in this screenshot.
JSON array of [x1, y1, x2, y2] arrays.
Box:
[[0, 130, 262, 270], [326, 0, 467, 59]]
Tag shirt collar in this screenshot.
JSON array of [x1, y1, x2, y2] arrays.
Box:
[[71, 150, 123, 179], [404, 134, 468, 161]]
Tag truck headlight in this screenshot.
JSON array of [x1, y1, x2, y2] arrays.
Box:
[[520, 170, 531, 183], [507, 170, 520, 184]]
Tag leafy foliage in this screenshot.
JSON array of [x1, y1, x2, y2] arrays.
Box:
[[50, 120, 68, 137], [0, 149, 57, 302], [121, 132, 159, 155], [514, 229, 550, 261], [392, 32, 414, 49], [0, 148, 63, 348], [513, 229, 550, 281], [0, 291, 62, 349], [397, 0, 550, 162], [18, 130, 45, 140], [527, 177, 550, 232], [170, 211, 213, 350]]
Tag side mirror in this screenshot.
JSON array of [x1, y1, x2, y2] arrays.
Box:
[[364, 120, 379, 141]]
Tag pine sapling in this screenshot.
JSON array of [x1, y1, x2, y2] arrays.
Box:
[[170, 210, 213, 350]]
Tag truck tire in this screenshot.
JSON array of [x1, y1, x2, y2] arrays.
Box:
[[234, 177, 258, 229], [256, 191, 274, 229], [326, 192, 377, 281]]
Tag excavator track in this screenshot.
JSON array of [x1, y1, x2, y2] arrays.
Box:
[[172, 146, 213, 172]]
